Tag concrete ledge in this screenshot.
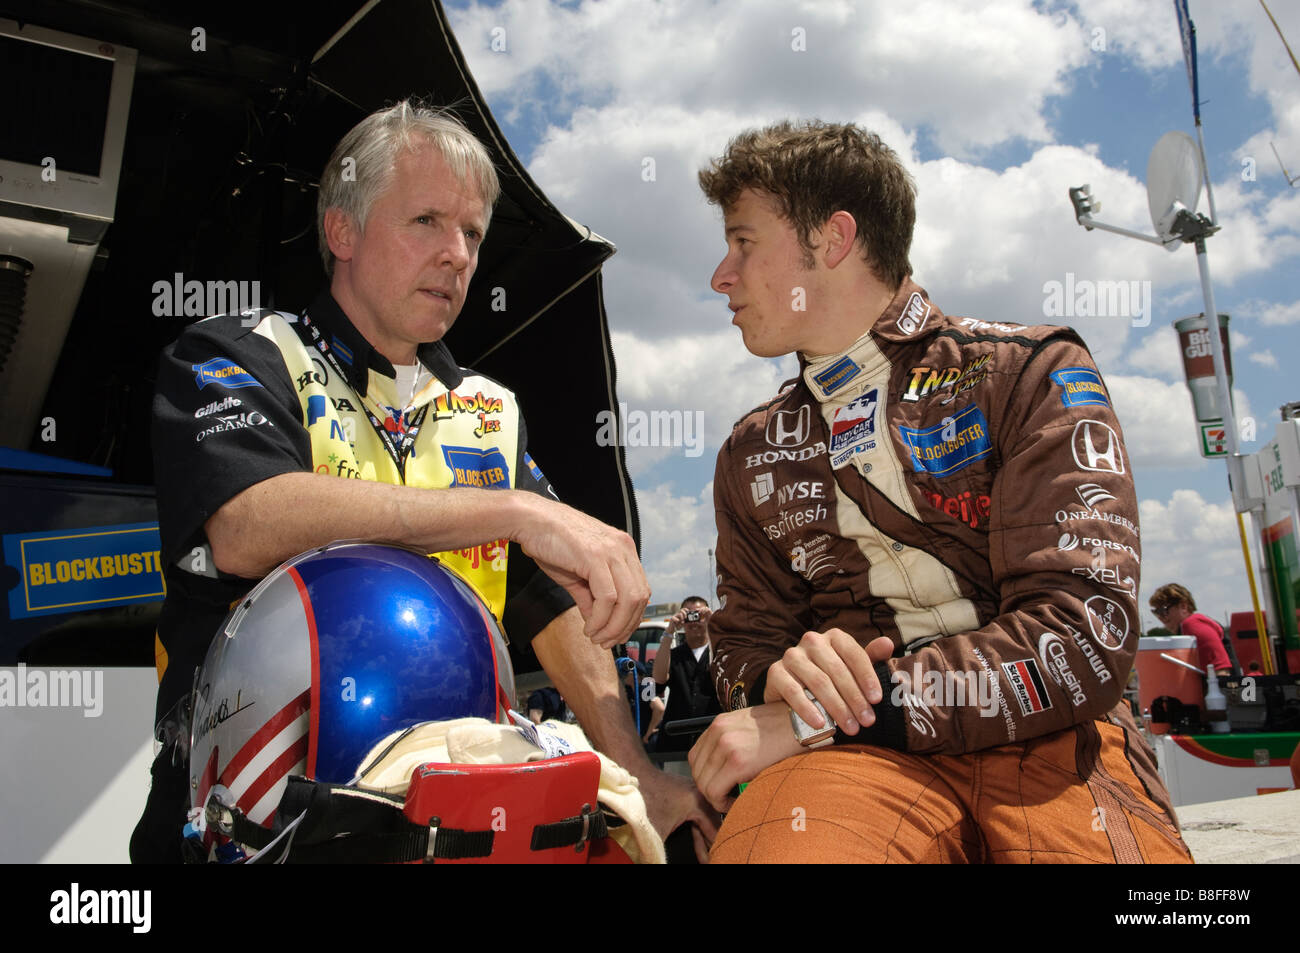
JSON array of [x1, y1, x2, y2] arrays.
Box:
[[1176, 789, 1300, 864]]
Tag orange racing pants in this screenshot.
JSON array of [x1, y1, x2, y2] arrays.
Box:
[[709, 721, 1192, 864]]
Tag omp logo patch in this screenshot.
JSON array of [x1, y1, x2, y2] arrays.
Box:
[[192, 358, 262, 390], [441, 445, 511, 489], [896, 292, 931, 335]]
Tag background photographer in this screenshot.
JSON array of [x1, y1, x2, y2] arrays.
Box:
[[652, 597, 723, 752]]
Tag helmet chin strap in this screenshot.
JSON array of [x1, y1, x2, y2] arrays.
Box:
[[246, 809, 306, 865], [204, 777, 511, 864]]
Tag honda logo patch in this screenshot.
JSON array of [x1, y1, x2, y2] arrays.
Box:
[[1072, 420, 1124, 474], [766, 405, 811, 447]]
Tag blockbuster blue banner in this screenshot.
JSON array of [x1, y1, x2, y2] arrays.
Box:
[[4, 522, 166, 620]]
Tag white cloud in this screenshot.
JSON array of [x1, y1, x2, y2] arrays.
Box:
[[1138, 488, 1251, 625], [451, 0, 1094, 157], [1240, 297, 1300, 327], [1198, 0, 1300, 174], [451, 0, 1299, 378], [635, 480, 718, 601], [1187, 178, 1300, 286], [1070, 0, 1300, 119], [442, 0, 1297, 625], [910, 144, 1188, 368], [525, 104, 777, 340], [1066, 0, 1184, 71], [1123, 326, 1185, 380], [609, 328, 796, 472], [1106, 374, 1208, 471]]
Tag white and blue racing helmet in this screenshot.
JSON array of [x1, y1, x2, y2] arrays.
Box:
[[188, 542, 515, 839]]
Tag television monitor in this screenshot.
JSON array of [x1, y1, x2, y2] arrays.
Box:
[[0, 17, 137, 244]]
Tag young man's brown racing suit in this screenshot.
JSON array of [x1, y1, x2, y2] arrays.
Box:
[[707, 278, 1191, 863]]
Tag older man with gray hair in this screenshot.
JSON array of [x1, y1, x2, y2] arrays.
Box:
[[135, 100, 714, 862]]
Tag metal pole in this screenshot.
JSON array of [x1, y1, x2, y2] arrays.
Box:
[[1194, 123, 1218, 226], [1248, 507, 1280, 664], [707, 548, 715, 608], [1192, 239, 1274, 673], [1192, 239, 1235, 457], [1236, 511, 1276, 675]]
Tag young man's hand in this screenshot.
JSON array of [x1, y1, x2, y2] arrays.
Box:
[[763, 630, 894, 735], [688, 701, 804, 813]]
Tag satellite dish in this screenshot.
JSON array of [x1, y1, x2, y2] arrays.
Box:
[[1147, 131, 1203, 245]]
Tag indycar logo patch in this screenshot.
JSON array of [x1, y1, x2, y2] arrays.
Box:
[[829, 388, 879, 468]]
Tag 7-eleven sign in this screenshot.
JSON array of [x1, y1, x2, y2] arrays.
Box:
[[1199, 420, 1228, 458]]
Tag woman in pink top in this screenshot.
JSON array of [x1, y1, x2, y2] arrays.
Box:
[[1149, 582, 1233, 674]]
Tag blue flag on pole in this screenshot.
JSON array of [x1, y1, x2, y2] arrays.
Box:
[[1174, 0, 1200, 123]]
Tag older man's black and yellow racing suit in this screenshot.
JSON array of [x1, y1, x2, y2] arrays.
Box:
[[133, 290, 572, 862]]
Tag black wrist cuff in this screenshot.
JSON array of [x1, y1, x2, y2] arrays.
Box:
[[832, 661, 906, 750]]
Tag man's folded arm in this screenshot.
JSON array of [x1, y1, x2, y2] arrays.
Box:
[[842, 337, 1139, 756]]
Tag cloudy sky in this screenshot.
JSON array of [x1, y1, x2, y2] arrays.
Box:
[[446, 0, 1300, 631]]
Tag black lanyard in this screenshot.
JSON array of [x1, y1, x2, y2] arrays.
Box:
[[300, 312, 430, 480]]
